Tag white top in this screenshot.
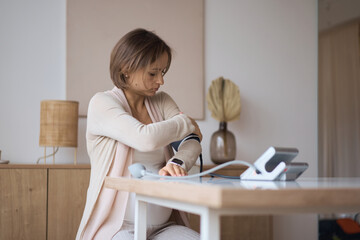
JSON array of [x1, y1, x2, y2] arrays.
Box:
[[124, 148, 172, 225]]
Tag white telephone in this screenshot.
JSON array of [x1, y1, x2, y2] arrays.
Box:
[[240, 147, 308, 181]]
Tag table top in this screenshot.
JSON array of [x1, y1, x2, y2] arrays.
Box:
[[105, 176, 360, 214]]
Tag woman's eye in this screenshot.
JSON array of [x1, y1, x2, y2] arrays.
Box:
[[149, 72, 156, 77]]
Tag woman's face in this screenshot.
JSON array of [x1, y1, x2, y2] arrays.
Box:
[[126, 53, 169, 97]]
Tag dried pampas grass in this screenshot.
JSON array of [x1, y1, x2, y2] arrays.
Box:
[[207, 77, 241, 122]]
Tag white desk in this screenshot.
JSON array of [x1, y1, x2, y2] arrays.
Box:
[[105, 177, 360, 240]]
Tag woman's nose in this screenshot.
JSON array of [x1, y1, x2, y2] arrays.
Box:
[[157, 75, 164, 85]]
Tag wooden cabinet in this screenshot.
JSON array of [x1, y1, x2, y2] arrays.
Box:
[[188, 165, 273, 240], [1, 164, 272, 239], [0, 165, 90, 240]]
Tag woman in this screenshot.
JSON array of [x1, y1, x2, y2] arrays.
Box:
[[76, 28, 202, 239]]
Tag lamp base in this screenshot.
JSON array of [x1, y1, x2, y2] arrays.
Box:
[[38, 147, 77, 165]]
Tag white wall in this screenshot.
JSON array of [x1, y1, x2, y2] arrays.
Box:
[[202, 0, 317, 173], [0, 0, 317, 239], [0, 0, 69, 163], [203, 1, 318, 240]]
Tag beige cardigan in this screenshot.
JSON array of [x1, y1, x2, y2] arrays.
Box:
[[76, 87, 199, 239]]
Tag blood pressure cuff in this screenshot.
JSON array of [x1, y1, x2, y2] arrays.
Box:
[[169, 133, 201, 171], [170, 133, 200, 152]]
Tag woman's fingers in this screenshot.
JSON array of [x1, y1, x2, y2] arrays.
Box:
[[159, 164, 188, 177], [158, 168, 170, 176], [173, 164, 187, 176]]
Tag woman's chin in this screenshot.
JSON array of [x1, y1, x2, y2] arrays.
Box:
[[148, 90, 158, 96]]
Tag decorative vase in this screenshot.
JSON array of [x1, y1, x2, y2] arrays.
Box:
[[210, 122, 236, 164]]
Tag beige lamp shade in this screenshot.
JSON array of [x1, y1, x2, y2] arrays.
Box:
[[39, 100, 79, 147]]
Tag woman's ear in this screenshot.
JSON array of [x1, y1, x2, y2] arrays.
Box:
[[120, 72, 128, 82]]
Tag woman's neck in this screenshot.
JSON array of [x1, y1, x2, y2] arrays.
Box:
[[123, 89, 152, 125], [123, 89, 145, 112]]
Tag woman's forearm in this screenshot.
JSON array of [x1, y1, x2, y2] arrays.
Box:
[[87, 93, 195, 151]]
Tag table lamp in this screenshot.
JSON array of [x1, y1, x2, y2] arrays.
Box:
[[39, 100, 79, 164]]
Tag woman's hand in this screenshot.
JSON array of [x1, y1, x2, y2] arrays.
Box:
[[188, 117, 202, 141], [159, 163, 188, 177]]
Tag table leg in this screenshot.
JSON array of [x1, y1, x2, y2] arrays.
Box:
[[135, 197, 147, 240], [200, 209, 220, 240]]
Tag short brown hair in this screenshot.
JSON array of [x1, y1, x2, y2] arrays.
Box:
[[110, 28, 172, 89]]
